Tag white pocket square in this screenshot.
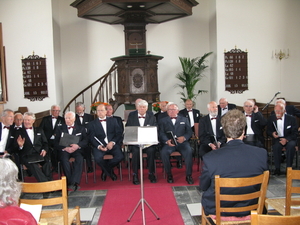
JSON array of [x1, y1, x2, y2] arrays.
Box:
[[180, 122, 185, 124], [287, 125, 291, 129], [76, 133, 82, 136], [220, 127, 223, 130], [254, 120, 259, 122], [37, 133, 41, 135]]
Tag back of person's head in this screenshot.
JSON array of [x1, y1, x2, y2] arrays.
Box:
[[221, 109, 246, 139], [0, 159, 21, 207]]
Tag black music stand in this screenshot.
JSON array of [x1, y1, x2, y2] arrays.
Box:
[[124, 126, 160, 225]]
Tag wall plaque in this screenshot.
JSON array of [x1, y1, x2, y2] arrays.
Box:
[[21, 53, 48, 101], [224, 47, 248, 94]]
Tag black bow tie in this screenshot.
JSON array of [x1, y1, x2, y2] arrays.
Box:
[[79, 116, 84, 118], [138, 116, 145, 119], [187, 110, 192, 112], [223, 108, 227, 110], [211, 117, 217, 120], [277, 118, 282, 120], [68, 126, 74, 129], [26, 127, 33, 130], [52, 117, 57, 119], [3, 126, 10, 129], [99, 119, 106, 122], [170, 117, 177, 119]]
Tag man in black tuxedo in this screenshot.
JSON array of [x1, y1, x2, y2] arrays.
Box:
[[267, 103, 298, 175], [154, 101, 168, 122], [39, 105, 65, 172], [200, 109, 268, 217], [54, 111, 88, 191], [243, 99, 267, 147], [217, 98, 236, 117], [199, 101, 226, 157], [125, 99, 157, 184], [0, 109, 15, 157], [179, 99, 201, 137], [159, 102, 194, 184], [75, 102, 94, 173], [15, 112, 52, 182], [88, 104, 124, 181], [106, 104, 124, 133]]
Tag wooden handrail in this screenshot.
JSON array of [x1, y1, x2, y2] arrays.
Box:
[[63, 62, 117, 114]]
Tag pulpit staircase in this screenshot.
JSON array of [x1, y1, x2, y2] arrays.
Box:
[[63, 62, 118, 114]]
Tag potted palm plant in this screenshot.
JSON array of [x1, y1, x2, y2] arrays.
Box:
[[175, 52, 213, 102]]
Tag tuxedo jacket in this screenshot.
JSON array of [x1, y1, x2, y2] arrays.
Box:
[[0, 123, 15, 154], [14, 127, 49, 157], [199, 115, 226, 146], [267, 114, 298, 143], [155, 111, 168, 123], [217, 103, 236, 117], [125, 110, 156, 128], [244, 111, 267, 144], [200, 139, 268, 216], [54, 124, 88, 153], [179, 108, 201, 126], [39, 115, 65, 141], [158, 115, 192, 144], [75, 113, 94, 128], [88, 117, 123, 148]]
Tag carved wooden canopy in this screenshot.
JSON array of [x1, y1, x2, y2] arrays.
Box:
[[71, 0, 198, 25]]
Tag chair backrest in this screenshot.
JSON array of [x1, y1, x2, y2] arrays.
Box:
[[215, 170, 269, 224], [20, 176, 68, 225], [285, 167, 300, 215], [251, 210, 300, 225]]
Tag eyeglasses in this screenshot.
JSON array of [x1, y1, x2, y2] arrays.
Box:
[[244, 105, 253, 107]]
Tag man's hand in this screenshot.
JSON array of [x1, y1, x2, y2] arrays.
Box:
[[279, 138, 288, 146], [40, 150, 47, 157], [17, 135, 25, 147], [98, 145, 108, 151], [106, 142, 114, 150], [167, 139, 175, 147], [209, 143, 217, 150], [272, 132, 279, 139]]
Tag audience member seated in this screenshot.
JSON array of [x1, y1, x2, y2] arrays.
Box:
[[54, 111, 88, 192], [243, 99, 267, 147], [39, 105, 65, 172], [125, 99, 157, 184], [267, 103, 298, 176], [0, 158, 37, 225], [75, 102, 94, 173], [199, 101, 226, 157], [217, 97, 236, 117], [200, 109, 268, 218], [15, 112, 52, 182], [13, 112, 24, 130], [88, 104, 124, 181], [158, 102, 194, 184]]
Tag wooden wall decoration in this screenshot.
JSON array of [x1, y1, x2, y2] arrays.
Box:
[[224, 47, 248, 94], [21, 53, 48, 101]]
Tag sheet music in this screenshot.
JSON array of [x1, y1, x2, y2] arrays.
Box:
[[20, 203, 42, 223]]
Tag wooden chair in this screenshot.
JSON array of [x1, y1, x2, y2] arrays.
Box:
[[265, 167, 300, 216], [20, 176, 80, 225], [202, 170, 270, 225], [162, 151, 182, 178], [250, 210, 300, 225]]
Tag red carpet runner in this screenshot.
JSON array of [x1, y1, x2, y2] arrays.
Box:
[[98, 186, 185, 225]]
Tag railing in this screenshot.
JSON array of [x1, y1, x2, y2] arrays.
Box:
[[63, 62, 118, 114]]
